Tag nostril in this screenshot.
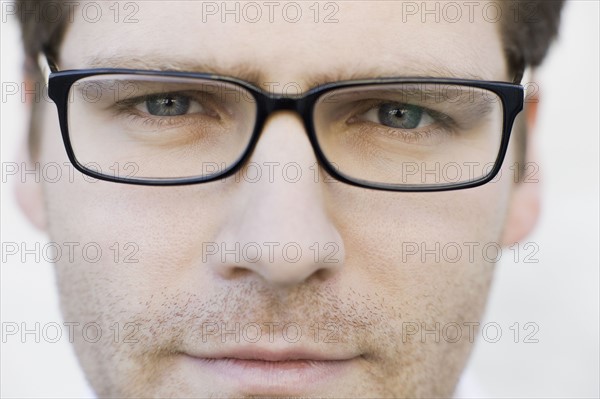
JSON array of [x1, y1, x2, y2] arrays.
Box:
[[216, 265, 255, 280], [313, 267, 340, 283]]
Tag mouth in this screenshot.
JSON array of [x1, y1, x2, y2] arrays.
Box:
[[181, 347, 361, 395]]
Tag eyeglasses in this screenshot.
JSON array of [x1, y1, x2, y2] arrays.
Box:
[[39, 53, 524, 192]]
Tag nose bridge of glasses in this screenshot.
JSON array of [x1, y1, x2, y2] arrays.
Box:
[[264, 94, 304, 114], [258, 93, 314, 136], [254, 94, 315, 147]]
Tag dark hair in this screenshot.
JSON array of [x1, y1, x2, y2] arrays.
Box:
[[500, 0, 565, 72]]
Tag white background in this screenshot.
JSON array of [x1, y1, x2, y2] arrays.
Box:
[[1, 1, 599, 397]]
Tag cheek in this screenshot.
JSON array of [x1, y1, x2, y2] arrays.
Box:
[[325, 163, 513, 313], [44, 181, 231, 302]]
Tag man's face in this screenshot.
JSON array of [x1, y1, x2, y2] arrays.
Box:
[[36, 1, 518, 397]]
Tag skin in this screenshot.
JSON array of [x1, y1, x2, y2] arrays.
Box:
[[18, 1, 540, 397]]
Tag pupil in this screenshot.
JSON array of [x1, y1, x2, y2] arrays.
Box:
[[378, 103, 422, 129], [146, 94, 190, 116], [391, 109, 406, 119]]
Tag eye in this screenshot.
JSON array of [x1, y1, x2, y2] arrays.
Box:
[[138, 93, 205, 117], [362, 102, 435, 129]]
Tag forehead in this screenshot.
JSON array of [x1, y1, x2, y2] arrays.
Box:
[[60, 1, 507, 88]]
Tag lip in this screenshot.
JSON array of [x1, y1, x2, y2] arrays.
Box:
[[181, 347, 361, 395]]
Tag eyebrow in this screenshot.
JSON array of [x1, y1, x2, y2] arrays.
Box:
[[82, 55, 264, 85], [79, 54, 489, 92]]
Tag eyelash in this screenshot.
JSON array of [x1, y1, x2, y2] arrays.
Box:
[[345, 100, 458, 143], [111, 92, 219, 128], [361, 124, 455, 144]]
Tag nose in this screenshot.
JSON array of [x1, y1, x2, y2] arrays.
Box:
[[208, 111, 345, 289]]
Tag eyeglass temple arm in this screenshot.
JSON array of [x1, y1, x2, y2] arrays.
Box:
[[37, 52, 58, 86], [513, 68, 524, 84]]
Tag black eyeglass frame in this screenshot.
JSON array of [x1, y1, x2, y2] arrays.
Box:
[[40, 54, 525, 192]]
